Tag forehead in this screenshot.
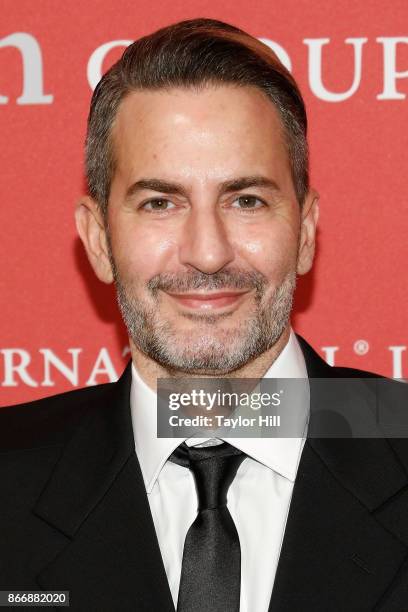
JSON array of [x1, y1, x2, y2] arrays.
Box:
[[111, 85, 289, 180]]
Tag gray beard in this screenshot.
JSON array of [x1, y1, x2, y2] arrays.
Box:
[[111, 262, 297, 376]]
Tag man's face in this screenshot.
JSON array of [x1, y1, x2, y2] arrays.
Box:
[[79, 85, 318, 375]]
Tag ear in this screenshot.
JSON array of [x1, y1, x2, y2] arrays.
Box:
[[296, 189, 319, 276], [75, 196, 114, 284]]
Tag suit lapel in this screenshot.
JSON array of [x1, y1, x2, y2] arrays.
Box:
[[33, 363, 175, 612], [269, 336, 408, 611]]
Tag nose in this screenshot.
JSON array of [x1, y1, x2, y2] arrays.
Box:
[[178, 206, 235, 274]]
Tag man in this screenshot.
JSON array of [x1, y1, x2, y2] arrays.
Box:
[[1, 17, 408, 612]]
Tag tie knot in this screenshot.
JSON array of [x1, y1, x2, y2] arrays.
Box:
[[169, 442, 246, 510]]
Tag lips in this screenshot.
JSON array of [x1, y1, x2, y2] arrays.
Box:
[[165, 290, 249, 310]]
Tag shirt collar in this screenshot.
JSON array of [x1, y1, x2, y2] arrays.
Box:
[[130, 328, 309, 492]]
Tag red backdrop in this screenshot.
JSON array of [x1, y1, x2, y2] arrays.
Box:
[[1, 0, 407, 406]]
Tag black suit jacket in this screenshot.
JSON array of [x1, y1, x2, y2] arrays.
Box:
[[1, 335, 408, 611]]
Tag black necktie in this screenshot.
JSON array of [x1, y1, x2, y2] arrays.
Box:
[[169, 441, 246, 612]]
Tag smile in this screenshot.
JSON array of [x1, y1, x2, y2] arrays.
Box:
[[164, 290, 250, 311]]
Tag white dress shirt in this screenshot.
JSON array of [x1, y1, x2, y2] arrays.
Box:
[[130, 328, 309, 612]]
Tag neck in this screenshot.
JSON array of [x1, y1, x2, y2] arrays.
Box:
[[129, 325, 291, 392]]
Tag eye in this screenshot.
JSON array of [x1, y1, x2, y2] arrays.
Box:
[[141, 198, 175, 212], [231, 195, 266, 211]]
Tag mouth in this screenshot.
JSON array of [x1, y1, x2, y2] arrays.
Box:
[[164, 290, 251, 311]]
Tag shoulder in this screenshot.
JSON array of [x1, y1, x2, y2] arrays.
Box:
[[0, 362, 133, 509], [0, 381, 116, 452], [296, 333, 394, 380], [329, 364, 383, 378], [296, 333, 408, 420]]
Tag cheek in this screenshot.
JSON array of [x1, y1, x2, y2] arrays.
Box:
[[109, 221, 177, 284], [242, 240, 263, 254], [238, 225, 299, 279]]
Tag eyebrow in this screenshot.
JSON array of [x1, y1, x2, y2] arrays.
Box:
[[125, 175, 281, 199]]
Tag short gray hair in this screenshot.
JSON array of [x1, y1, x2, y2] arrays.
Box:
[[85, 18, 309, 215]]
